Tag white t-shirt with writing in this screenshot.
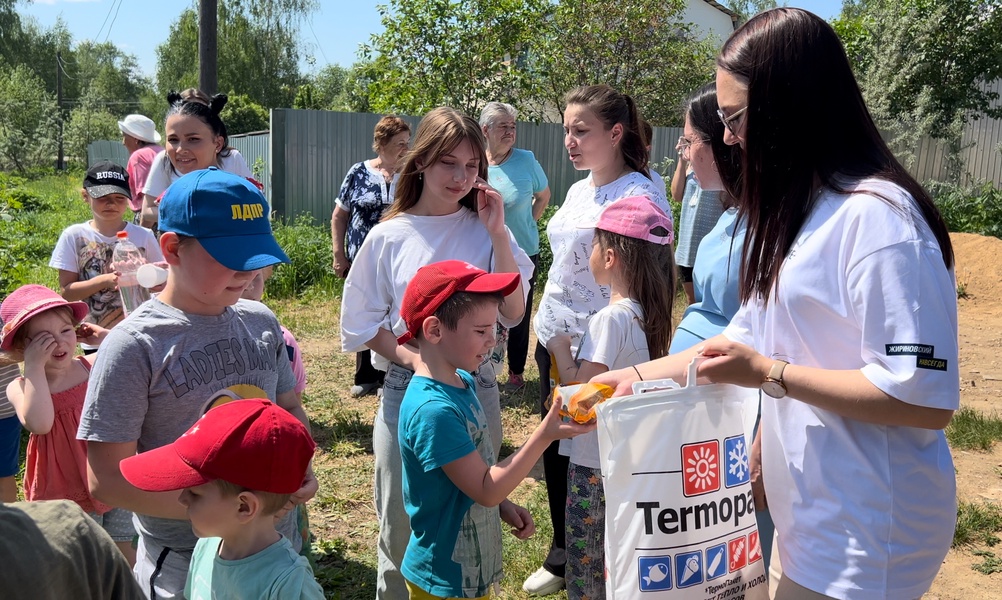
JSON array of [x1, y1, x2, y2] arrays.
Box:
[[723, 178, 958, 599]]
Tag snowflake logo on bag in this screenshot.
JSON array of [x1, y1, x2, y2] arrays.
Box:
[[681, 440, 720, 496], [724, 435, 750, 487]]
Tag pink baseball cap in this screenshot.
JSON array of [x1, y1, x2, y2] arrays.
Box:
[[591, 195, 674, 245], [397, 260, 520, 345], [0, 285, 89, 351], [120, 399, 315, 494]]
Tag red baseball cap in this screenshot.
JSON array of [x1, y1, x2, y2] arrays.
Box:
[[397, 260, 521, 345], [120, 399, 315, 494]]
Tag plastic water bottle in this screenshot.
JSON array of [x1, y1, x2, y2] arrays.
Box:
[[112, 231, 151, 316]]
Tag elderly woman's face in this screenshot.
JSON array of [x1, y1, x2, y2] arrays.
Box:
[[380, 131, 410, 163], [484, 116, 516, 151]]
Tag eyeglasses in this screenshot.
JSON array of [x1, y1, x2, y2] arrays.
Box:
[[676, 136, 693, 161], [716, 106, 748, 135]]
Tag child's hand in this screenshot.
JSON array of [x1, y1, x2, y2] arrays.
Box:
[[75, 323, 109, 346], [541, 394, 596, 440], [474, 178, 506, 237], [274, 466, 320, 522], [23, 331, 57, 365], [499, 499, 535, 540], [545, 334, 572, 355], [98, 272, 119, 292]]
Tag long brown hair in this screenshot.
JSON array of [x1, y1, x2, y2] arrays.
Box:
[[718, 8, 953, 304], [382, 107, 488, 221], [564, 85, 650, 179], [594, 229, 676, 359]]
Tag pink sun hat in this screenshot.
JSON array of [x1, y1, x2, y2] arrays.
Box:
[[0, 285, 89, 351]]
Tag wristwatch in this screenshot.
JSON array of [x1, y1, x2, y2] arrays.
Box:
[[761, 360, 789, 399]]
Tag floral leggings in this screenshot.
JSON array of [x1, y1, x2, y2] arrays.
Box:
[[565, 462, 606, 599]]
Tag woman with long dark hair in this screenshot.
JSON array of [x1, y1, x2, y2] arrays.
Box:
[[596, 9, 958, 599]]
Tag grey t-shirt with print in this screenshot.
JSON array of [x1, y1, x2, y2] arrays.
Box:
[[78, 298, 299, 553]]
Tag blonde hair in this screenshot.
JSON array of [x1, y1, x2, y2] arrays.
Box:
[[382, 107, 487, 220]]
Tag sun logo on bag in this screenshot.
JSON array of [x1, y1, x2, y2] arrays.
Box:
[[682, 440, 720, 496]]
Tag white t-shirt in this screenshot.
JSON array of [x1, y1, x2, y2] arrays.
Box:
[[649, 169, 667, 201], [723, 178, 958, 600], [534, 171, 667, 350], [559, 299, 649, 469], [49, 222, 164, 330], [339, 208, 533, 371], [142, 149, 253, 199]]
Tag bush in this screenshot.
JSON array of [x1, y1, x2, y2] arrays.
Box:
[[927, 180, 1002, 239], [536, 205, 557, 284], [0, 173, 90, 296], [268, 214, 341, 299]]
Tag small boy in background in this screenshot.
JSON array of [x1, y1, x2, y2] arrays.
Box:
[[49, 161, 163, 338], [395, 260, 592, 599], [120, 399, 324, 600]]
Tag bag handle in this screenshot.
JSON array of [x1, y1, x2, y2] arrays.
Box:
[[629, 356, 703, 395]]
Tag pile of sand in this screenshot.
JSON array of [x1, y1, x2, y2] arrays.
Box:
[[950, 232, 1002, 307]]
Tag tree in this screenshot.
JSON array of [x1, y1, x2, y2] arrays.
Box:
[[727, 0, 780, 22], [64, 92, 121, 166], [295, 62, 373, 112], [156, 0, 317, 109], [531, 0, 717, 125], [834, 0, 1002, 174], [223, 93, 269, 134], [362, 0, 549, 117], [0, 64, 59, 173]]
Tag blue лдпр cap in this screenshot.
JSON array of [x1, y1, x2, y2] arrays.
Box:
[[158, 168, 290, 271]]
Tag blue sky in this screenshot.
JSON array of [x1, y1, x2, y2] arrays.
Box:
[[22, 0, 845, 79]]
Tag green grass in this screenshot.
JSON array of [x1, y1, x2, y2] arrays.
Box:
[[954, 500, 1002, 548], [946, 407, 1002, 451]]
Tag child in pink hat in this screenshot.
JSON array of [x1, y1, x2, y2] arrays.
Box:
[[546, 194, 677, 599], [0, 284, 135, 564]]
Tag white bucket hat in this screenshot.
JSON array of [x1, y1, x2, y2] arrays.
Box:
[[118, 114, 161, 144]]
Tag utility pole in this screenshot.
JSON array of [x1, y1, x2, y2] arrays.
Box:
[[198, 0, 218, 95], [56, 51, 64, 171]]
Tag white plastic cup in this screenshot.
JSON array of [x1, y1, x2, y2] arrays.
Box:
[[136, 264, 168, 289]]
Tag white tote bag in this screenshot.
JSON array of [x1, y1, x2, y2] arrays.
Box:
[[596, 359, 768, 600]]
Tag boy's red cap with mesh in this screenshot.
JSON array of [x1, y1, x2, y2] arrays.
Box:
[[120, 399, 314, 494], [396, 260, 520, 345]]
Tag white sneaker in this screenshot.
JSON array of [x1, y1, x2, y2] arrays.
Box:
[[522, 567, 565, 596]]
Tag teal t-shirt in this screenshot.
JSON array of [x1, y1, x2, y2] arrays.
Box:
[[398, 371, 503, 598], [488, 148, 548, 255], [184, 536, 324, 600]]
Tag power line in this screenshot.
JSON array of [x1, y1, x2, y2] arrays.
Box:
[[104, 0, 124, 44], [94, 0, 118, 41], [306, 17, 331, 67]]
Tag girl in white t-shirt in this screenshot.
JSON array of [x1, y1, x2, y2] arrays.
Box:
[[524, 83, 669, 596], [546, 195, 675, 600], [140, 89, 253, 229], [339, 106, 533, 600], [596, 9, 958, 600]]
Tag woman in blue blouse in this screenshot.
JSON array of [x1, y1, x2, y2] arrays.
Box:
[[332, 115, 411, 397]]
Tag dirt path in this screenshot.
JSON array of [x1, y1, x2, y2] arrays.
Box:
[[927, 233, 1002, 598]]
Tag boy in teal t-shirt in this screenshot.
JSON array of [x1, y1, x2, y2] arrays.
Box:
[[395, 260, 592, 599]]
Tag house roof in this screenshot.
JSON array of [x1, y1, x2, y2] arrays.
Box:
[[700, 0, 741, 24]]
